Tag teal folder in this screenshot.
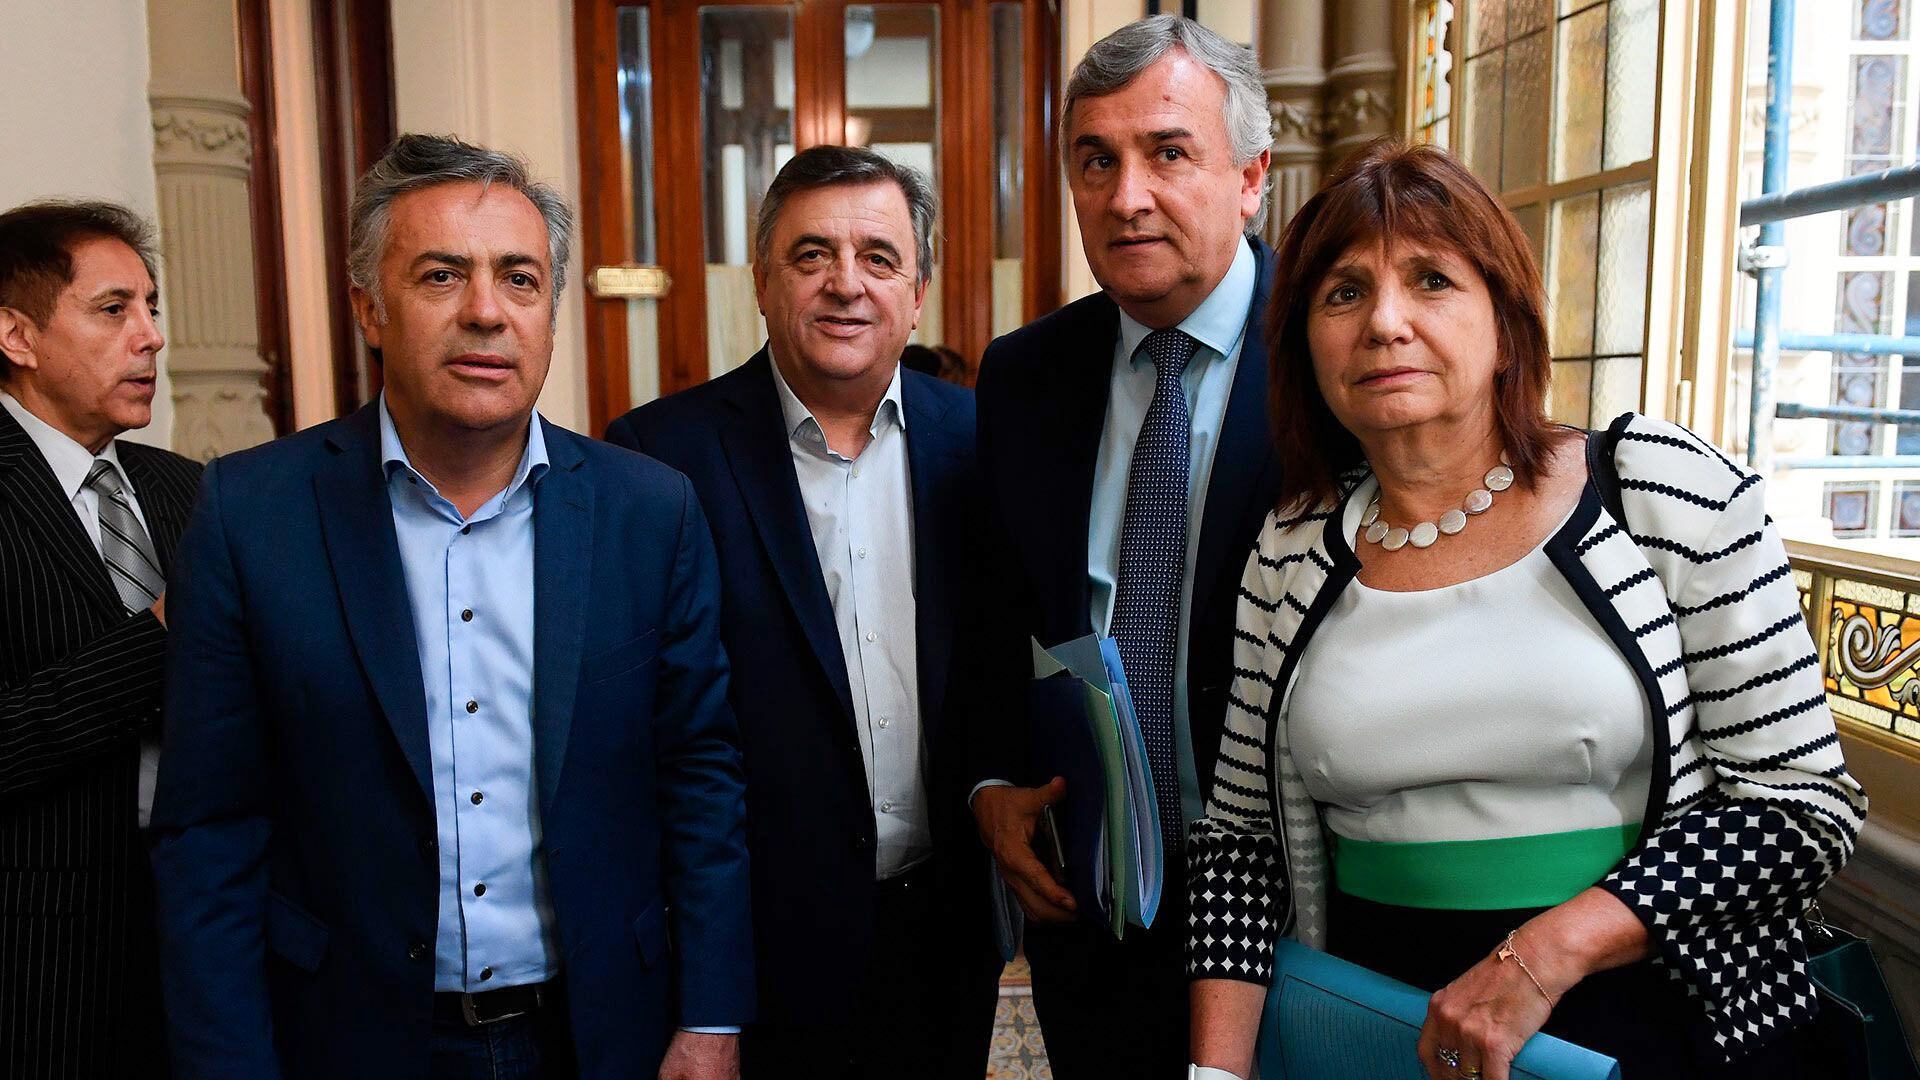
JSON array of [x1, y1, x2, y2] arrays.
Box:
[[1030, 634, 1163, 935], [1258, 940, 1621, 1080]]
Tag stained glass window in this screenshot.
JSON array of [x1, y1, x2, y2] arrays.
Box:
[[1827, 482, 1880, 538], [1453, 0, 1659, 426], [1413, 0, 1457, 147]]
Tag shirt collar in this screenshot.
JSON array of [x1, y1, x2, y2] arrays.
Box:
[[1115, 235, 1257, 370], [0, 390, 131, 502], [766, 348, 908, 448], [378, 392, 550, 506]]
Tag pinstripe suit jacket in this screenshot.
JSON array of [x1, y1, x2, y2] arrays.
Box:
[[0, 404, 201, 1078]]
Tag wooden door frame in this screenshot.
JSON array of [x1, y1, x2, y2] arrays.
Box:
[[312, 0, 395, 416], [238, 0, 295, 435], [574, 0, 1061, 434]]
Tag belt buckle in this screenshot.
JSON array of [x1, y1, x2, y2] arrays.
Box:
[[459, 985, 539, 1027]]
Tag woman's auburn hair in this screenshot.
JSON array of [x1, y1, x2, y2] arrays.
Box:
[[1265, 137, 1559, 513]]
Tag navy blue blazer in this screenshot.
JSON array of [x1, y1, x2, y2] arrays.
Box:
[[150, 404, 753, 1079], [605, 352, 994, 1028], [969, 236, 1283, 806]]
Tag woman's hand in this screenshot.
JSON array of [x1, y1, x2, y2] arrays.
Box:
[[1416, 887, 1651, 1080], [1415, 935, 1556, 1080]]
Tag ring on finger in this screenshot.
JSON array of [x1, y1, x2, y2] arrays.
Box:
[[1458, 1067, 1482, 1080], [1438, 1047, 1462, 1069]]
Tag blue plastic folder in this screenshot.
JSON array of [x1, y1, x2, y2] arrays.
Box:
[[1027, 634, 1163, 937], [1258, 940, 1621, 1080]]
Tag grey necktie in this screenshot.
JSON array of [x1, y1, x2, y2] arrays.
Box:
[[84, 459, 166, 827], [85, 459, 164, 612]]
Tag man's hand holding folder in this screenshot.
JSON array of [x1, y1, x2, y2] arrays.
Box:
[[974, 778, 1079, 924]]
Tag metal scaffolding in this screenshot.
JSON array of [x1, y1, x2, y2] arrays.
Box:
[[1739, 0, 1920, 471]]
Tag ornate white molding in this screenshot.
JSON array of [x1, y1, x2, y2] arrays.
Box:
[[1324, 85, 1394, 141], [151, 96, 253, 179], [171, 370, 273, 464], [1270, 98, 1326, 146]]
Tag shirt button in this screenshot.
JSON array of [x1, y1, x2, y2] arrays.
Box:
[[461, 525, 471, 535], [470, 791, 484, 805], [408, 942, 429, 961], [466, 700, 479, 714], [473, 882, 486, 897], [877, 716, 890, 729], [881, 799, 894, 813], [857, 547, 868, 559], [479, 966, 493, 982], [852, 466, 861, 478], [865, 631, 877, 643], [461, 609, 474, 622]]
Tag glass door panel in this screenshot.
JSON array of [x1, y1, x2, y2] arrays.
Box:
[[701, 5, 796, 377], [990, 2, 1024, 338], [578, 0, 1059, 427], [845, 4, 942, 345], [616, 7, 664, 405]]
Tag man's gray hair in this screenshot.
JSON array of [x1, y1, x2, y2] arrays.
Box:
[[754, 146, 939, 285], [348, 133, 576, 318], [1065, 15, 1273, 233]]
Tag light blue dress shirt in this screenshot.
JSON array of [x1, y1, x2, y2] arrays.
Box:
[[380, 396, 559, 993], [767, 356, 931, 878], [1087, 237, 1255, 825]]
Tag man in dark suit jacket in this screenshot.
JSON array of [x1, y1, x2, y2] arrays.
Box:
[[0, 200, 201, 1078], [968, 18, 1283, 1079], [151, 134, 752, 1079], [608, 146, 1001, 1077]]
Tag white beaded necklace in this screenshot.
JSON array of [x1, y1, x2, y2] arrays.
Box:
[[1361, 453, 1513, 552]]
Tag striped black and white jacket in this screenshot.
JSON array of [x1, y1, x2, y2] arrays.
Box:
[[1186, 413, 1869, 1063]]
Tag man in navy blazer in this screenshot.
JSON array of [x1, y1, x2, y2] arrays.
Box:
[[607, 147, 1000, 1076], [967, 18, 1284, 1079], [151, 135, 752, 1079]]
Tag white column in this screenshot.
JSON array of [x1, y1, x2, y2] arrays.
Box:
[[1324, 0, 1399, 166], [1260, 0, 1327, 240], [147, 0, 275, 460]]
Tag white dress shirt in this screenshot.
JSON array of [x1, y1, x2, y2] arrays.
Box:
[[768, 356, 932, 879], [1, 391, 162, 824]]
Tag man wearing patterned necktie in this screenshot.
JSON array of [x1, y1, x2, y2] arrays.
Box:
[[0, 200, 202, 1078], [966, 17, 1283, 1079]]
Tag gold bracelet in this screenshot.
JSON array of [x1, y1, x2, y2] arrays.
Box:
[[1497, 930, 1557, 1008]]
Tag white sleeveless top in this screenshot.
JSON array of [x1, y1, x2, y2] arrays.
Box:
[[1288, 527, 1654, 845]]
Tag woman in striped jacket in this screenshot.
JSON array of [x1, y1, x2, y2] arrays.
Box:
[[1186, 140, 1867, 1080]]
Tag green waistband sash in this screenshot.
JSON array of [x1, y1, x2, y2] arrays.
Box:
[[1331, 823, 1643, 911]]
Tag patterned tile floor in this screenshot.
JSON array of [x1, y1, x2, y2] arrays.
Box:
[[987, 956, 1051, 1079]]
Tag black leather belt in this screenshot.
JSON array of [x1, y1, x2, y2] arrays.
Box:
[[433, 980, 551, 1027]]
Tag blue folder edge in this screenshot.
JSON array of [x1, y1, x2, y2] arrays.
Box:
[[1256, 939, 1622, 1080]]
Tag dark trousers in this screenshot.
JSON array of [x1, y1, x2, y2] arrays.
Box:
[[1023, 897, 1190, 1080], [429, 982, 576, 1080], [744, 865, 1001, 1079]]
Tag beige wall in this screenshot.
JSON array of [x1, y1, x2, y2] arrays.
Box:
[[0, 0, 174, 448], [270, 0, 339, 431], [1057, 0, 1152, 305], [389, 0, 591, 433]]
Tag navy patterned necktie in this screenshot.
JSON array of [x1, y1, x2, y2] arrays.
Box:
[[1111, 327, 1199, 870]]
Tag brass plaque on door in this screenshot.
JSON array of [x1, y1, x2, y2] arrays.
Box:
[[588, 266, 671, 299]]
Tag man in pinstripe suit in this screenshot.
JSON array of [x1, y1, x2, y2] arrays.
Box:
[[0, 201, 202, 1077]]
